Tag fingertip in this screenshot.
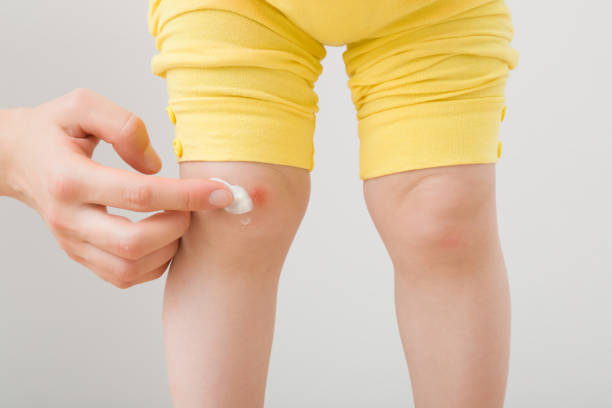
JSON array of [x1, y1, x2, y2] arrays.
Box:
[[208, 189, 234, 208]]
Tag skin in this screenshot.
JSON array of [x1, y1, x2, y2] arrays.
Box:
[[0, 89, 235, 289], [165, 160, 510, 408]]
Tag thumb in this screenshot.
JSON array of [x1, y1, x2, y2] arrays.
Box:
[[115, 113, 162, 174], [51, 88, 162, 174]]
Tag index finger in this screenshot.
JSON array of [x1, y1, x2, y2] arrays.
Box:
[[74, 158, 233, 212]]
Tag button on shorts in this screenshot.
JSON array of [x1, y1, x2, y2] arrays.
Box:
[[148, 0, 519, 179]]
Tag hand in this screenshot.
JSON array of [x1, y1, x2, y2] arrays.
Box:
[[0, 89, 233, 288]]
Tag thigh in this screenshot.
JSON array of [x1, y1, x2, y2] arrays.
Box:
[[343, 0, 519, 180]]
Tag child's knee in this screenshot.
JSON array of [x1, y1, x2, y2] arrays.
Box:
[[363, 164, 499, 269], [177, 161, 310, 271]]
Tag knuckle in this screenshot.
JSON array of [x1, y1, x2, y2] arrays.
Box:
[[116, 233, 143, 260], [68, 88, 92, 107], [46, 171, 78, 201], [45, 206, 67, 230], [123, 184, 153, 210]]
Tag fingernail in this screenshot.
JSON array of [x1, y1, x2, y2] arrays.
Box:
[[144, 143, 162, 171], [209, 189, 233, 207]]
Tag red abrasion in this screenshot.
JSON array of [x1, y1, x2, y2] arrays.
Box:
[[249, 187, 267, 206], [439, 231, 466, 249]]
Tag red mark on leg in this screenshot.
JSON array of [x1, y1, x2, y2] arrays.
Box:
[[249, 187, 267, 206]]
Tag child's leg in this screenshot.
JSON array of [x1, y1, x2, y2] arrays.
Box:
[[147, 1, 324, 403], [164, 161, 309, 407], [342, 1, 517, 403], [364, 163, 510, 407]]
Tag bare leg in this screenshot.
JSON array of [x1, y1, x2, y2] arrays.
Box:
[[163, 162, 309, 408], [364, 163, 511, 408]]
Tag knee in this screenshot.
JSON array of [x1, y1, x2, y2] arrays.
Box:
[[177, 161, 310, 273], [364, 164, 500, 270]]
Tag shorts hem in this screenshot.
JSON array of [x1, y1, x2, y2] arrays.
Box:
[[359, 104, 505, 180]]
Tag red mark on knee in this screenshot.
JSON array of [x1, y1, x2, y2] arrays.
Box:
[[249, 187, 267, 206], [439, 230, 468, 249]]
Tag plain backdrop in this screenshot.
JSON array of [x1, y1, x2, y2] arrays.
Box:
[[1, 1, 611, 407]]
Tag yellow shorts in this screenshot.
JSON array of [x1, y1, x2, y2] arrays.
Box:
[[148, 0, 519, 180]]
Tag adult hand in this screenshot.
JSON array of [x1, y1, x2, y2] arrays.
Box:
[[0, 89, 233, 288]]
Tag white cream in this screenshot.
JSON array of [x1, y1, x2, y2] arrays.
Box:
[[209, 177, 253, 215]]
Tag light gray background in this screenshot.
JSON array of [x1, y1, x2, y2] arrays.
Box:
[[1, 1, 610, 407]]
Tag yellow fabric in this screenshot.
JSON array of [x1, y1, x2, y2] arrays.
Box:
[[148, 0, 519, 180]]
